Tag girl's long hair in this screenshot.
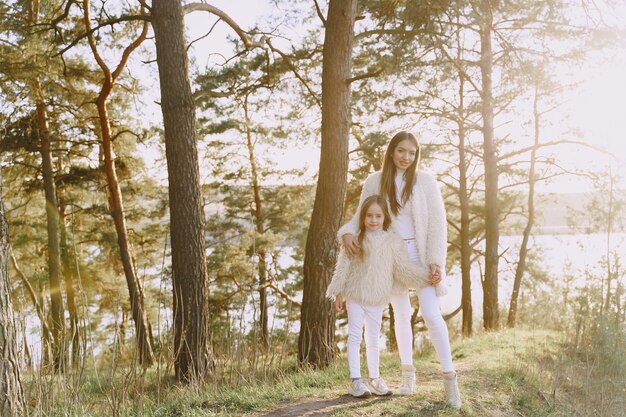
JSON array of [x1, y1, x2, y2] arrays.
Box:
[[380, 131, 421, 215], [357, 195, 391, 258]]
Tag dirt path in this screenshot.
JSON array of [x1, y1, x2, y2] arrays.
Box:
[[251, 330, 564, 417]]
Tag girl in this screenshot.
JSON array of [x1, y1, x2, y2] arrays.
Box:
[[338, 132, 462, 408], [326, 195, 442, 398]]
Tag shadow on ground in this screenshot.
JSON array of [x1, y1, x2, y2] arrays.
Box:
[[261, 395, 392, 417]]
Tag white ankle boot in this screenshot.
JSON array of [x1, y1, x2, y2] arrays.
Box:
[[443, 371, 462, 409], [398, 364, 416, 395]]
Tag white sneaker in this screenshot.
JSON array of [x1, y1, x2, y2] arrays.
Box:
[[368, 377, 392, 396], [398, 364, 416, 395], [443, 372, 462, 409], [348, 378, 371, 398]]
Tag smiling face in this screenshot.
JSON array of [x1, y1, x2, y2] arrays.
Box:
[[392, 139, 418, 171], [364, 202, 385, 231]]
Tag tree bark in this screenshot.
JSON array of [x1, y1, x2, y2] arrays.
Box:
[[458, 71, 473, 337], [152, 0, 213, 382], [507, 83, 539, 328], [0, 168, 25, 416], [298, 0, 357, 368], [82, 0, 154, 367], [479, 0, 500, 330], [35, 86, 67, 371]]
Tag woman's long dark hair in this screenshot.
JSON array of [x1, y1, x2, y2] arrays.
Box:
[[357, 195, 391, 258], [380, 131, 421, 215]]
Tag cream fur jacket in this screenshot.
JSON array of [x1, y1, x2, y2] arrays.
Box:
[[337, 170, 448, 280], [326, 230, 446, 307]]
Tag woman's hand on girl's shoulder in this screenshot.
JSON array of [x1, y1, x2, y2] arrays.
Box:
[[334, 296, 345, 313], [342, 233, 360, 258]]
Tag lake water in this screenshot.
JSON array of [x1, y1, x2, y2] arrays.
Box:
[[439, 232, 626, 319], [20, 232, 626, 365]]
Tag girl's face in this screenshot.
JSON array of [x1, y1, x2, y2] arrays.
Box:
[[364, 203, 386, 231], [392, 139, 418, 171]]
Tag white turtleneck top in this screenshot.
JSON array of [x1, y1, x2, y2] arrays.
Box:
[[394, 171, 416, 240]]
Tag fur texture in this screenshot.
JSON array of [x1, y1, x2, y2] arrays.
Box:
[[326, 231, 437, 307], [337, 171, 448, 279]]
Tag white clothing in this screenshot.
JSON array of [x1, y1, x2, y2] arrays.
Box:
[[326, 230, 432, 307], [346, 301, 383, 379], [404, 240, 454, 372], [394, 174, 415, 239], [337, 171, 448, 278], [337, 169, 454, 373]]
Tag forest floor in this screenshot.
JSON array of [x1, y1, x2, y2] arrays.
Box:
[[26, 328, 583, 416], [198, 328, 574, 417]]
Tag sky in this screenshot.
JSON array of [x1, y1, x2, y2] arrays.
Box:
[[146, 1, 626, 193]]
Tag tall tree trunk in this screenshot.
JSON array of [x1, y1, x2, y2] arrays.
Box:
[[298, 0, 357, 368], [479, 0, 499, 330], [82, 0, 154, 366], [95, 96, 154, 367], [458, 75, 473, 337], [152, 0, 213, 382], [0, 168, 25, 416], [507, 84, 539, 328], [244, 97, 269, 348], [27, 0, 66, 371], [35, 86, 67, 371]]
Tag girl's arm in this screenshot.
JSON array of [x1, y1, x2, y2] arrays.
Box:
[[326, 250, 350, 302]]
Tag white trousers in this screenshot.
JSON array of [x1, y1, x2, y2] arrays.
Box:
[[390, 239, 455, 373], [346, 300, 383, 379]]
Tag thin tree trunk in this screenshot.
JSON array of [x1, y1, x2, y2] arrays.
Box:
[[95, 96, 154, 366], [35, 86, 67, 371], [56, 155, 79, 367], [388, 304, 397, 351], [243, 97, 269, 348], [37, 281, 51, 365], [82, 0, 154, 366], [0, 167, 25, 416], [9, 248, 52, 346], [298, 0, 357, 368], [507, 83, 539, 328], [479, 0, 499, 330], [457, 29, 473, 337], [603, 172, 614, 315], [152, 0, 213, 382], [59, 195, 80, 368]]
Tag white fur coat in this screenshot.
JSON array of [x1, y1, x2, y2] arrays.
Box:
[[337, 171, 448, 279], [326, 231, 445, 307]]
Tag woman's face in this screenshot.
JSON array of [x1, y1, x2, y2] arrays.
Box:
[[391, 139, 418, 171], [364, 203, 385, 231]]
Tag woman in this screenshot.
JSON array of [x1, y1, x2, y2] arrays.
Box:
[[337, 131, 462, 408]]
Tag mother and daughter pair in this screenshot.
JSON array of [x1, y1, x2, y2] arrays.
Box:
[[326, 131, 462, 409]]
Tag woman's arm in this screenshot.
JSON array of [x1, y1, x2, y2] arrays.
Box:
[[424, 174, 448, 272]]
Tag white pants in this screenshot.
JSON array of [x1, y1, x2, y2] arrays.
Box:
[[390, 239, 455, 373], [346, 300, 383, 379]]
